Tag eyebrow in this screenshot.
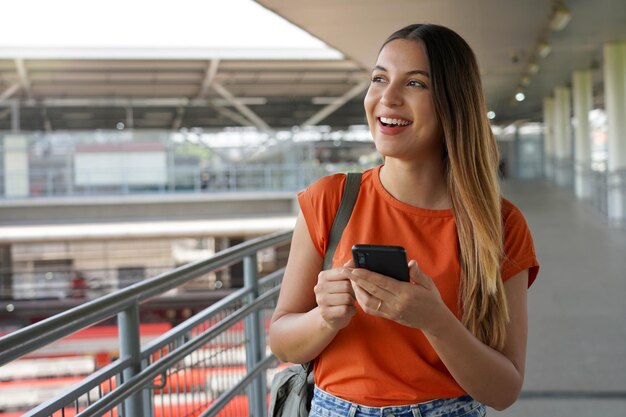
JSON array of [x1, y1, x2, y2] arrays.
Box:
[[373, 65, 430, 77]]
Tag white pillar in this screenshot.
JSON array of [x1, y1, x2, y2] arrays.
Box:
[[553, 86, 573, 188], [543, 96, 555, 179], [3, 135, 29, 197], [10, 100, 19, 133], [604, 42, 626, 226], [573, 70, 593, 200]]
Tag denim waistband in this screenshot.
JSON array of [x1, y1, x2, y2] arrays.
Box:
[[311, 385, 485, 417]]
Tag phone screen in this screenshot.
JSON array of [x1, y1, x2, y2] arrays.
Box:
[[351, 244, 410, 282]]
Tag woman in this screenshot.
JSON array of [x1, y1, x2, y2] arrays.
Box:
[[269, 23, 539, 416]]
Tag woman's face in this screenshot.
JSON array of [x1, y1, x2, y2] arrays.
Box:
[[364, 39, 443, 162]]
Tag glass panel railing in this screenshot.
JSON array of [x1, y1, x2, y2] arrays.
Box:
[[0, 128, 378, 199]]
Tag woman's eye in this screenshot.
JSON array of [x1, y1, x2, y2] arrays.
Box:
[[407, 80, 426, 88], [371, 75, 385, 83]]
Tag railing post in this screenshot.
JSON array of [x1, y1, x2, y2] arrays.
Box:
[[118, 303, 146, 417], [265, 166, 271, 191], [46, 171, 53, 196], [142, 358, 154, 417], [122, 166, 129, 194], [244, 254, 266, 417], [195, 167, 201, 192], [229, 165, 237, 191]]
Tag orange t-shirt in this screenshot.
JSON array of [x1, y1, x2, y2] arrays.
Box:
[[297, 165, 539, 406]]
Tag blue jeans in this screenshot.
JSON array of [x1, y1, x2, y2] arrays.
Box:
[[310, 386, 487, 417]]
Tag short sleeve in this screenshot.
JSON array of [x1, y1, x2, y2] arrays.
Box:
[[297, 174, 346, 258], [500, 199, 540, 287]]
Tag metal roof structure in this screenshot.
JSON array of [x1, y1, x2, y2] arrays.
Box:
[[0, 0, 624, 132], [0, 59, 367, 131]]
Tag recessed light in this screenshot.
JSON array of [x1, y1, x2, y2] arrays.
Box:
[[549, 5, 572, 31], [538, 41, 552, 58], [528, 63, 540, 74]]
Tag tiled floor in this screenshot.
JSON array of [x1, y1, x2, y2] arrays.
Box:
[[493, 180, 626, 416]]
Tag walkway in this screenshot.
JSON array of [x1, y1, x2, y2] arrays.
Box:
[[496, 180, 626, 416]]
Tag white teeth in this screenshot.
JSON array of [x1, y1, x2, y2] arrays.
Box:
[[379, 117, 411, 126]]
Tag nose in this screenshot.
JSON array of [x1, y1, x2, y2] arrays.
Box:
[[381, 84, 402, 107]]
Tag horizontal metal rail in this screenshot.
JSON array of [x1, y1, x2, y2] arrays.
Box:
[[0, 229, 292, 366], [201, 354, 279, 417], [24, 357, 133, 416], [69, 286, 281, 417], [0, 229, 293, 417], [141, 268, 284, 359], [1, 162, 331, 198]]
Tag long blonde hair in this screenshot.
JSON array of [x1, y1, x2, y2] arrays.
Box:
[[383, 24, 508, 350]]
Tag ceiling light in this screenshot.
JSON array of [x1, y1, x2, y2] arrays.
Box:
[[538, 41, 552, 58], [515, 92, 526, 102], [528, 62, 540, 74], [549, 5, 572, 31], [487, 111, 496, 120], [213, 97, 267, 107], [312, 97, 341, 105]]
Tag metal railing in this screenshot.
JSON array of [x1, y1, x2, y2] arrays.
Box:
[[0, 164, 331, 198], [606, 169, 626, 227], [543, 158, 626, 228], [3, 265, 223, 300], [589, 167, 609, 217], [0, 230, 293, 417], [0, 162, 373, 199]]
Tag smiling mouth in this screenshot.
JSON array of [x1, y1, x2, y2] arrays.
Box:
[[378, 117, 413, 127]]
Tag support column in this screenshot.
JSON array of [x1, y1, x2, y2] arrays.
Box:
[[604, 42, 626, 226], [0, 245, 12, 300], [573, 70, 593, 200], [3, 135, 29, 197], [543, 96, 556, 179], [118, 304, 145, 417], [553, 87, 573, 188], [243, 254, 266, 417], [11, 100, 19, 133]]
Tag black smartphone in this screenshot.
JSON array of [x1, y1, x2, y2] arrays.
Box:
[[351, 244, 410, 282]]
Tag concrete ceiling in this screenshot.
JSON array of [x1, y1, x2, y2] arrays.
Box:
[[0, 0, 624, 132], [257, 0, 626, 123]]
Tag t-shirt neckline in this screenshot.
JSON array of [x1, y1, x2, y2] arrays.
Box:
[[371, 165, 454, 218]]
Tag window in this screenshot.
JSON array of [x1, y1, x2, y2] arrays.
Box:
[[33, 259, 73, 299], [117, 267, 145, 288]]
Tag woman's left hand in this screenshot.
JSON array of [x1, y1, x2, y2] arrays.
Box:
[[349, 259, 448, 332]]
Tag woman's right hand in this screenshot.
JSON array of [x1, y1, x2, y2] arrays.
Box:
[[314, 261, 357, 331]]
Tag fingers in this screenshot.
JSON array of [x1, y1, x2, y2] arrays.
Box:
[[408, 259, 435, 289], [324, 304, 357, 317], [347, 268, 396, 299], [315, 277, 353, 294], [348, 260, 434, 317], [351, 280, 384, 315], [316, 266, 358, 330], [318, 266, 353, 282], [320, 303, 357, 330], [315, 268, 356, 308], [316, 291, 355, 308]]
